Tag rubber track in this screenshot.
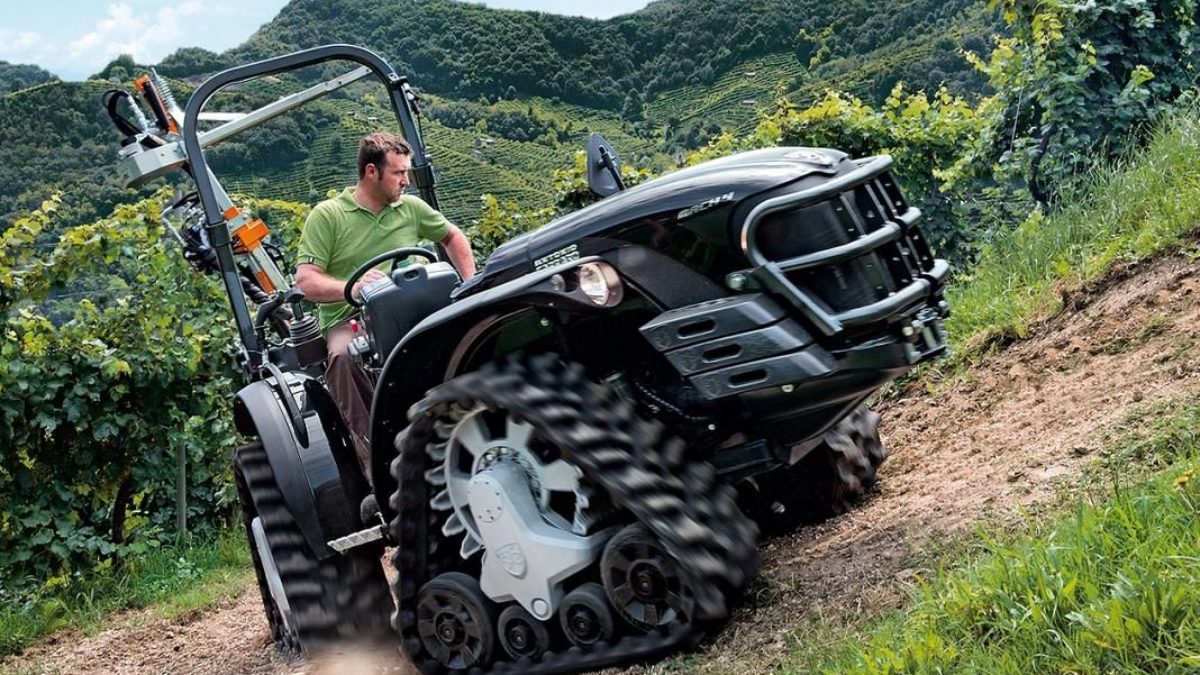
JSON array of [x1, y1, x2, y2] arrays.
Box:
[[751, 405, 887, 533], [234, 443, 393, 655], [234, 443, 299, 654], [389, 354, 760, 674], [824, 405, 886, 497]]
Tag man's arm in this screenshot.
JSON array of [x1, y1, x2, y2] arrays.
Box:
[[295, 263, 385, 303], [441, 224, 477, 280]]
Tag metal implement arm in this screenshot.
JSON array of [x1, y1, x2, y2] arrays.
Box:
[[198, 66, 372, 148], [116, 67, 373, 184]]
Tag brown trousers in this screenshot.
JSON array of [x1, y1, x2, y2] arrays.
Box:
[[326, 321, 374, 476]]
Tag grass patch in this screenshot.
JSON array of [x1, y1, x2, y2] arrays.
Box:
[[1095, 394, 1200, 476], [0, 529, 251, 657], [873, 104, 1200, 401], [751, 406, 1200, 674], [802, 469, 1200, 673], [945, 106, 1200, 356]]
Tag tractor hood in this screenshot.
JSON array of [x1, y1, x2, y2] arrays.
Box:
[[455, 147, 848, 297]]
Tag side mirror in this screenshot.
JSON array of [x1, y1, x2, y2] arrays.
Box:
[[586, 133, 625, 198]]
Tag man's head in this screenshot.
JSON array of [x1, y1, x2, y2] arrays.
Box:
[[357, 132, 413, 204]]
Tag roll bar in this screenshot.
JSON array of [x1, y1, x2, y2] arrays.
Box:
[[180, 44, 438, 373]]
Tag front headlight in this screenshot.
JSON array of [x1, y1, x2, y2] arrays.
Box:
[[577, 262, 612, 305]]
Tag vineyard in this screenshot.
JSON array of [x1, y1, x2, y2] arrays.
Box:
[[207, 20, 993, 226], [0, 196, 240, 585], [0, 192, 324, 660], [643, 53, 807, 136], [216, 91, 654, 225]]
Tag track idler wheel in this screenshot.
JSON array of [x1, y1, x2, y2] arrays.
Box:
[[601, 523, 692, 632], [416, 572, 497, 670], [498, 604, 552, 661], [559, 582, 615, 648]]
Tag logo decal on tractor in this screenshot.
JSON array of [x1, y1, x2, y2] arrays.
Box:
[[678, 191, 735, 220], [496, 542, 527, 576], [534, 244, 580, 270]]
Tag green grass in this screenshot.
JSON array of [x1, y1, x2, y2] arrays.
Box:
[[749, 399, 1200, 674], [0, 530, 251, 658], [945, 106, 1200, 354], [860, 455, 1197, 672], [1096, 394, 1200, 477]]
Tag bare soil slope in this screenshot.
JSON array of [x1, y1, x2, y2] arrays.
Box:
[[8, 255, 1200, 675]]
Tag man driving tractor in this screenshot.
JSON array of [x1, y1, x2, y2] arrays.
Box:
[[295, 131, 477, 470]]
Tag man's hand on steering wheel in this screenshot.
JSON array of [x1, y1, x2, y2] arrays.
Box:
[[343, 247, 439, 307], [350, 268, 387, 302]]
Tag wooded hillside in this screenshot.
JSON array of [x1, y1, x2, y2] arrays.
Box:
[[0, 61, 54, 93], [0, 0, 995, 231], [161, 0, 990, 109]]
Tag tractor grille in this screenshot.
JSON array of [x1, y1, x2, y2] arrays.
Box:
[[741, 156, 949, 338]]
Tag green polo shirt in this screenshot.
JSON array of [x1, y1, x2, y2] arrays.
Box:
[[297, 187, 451, 333]]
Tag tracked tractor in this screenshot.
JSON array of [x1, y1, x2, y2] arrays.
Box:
[[106, 45, 948, 673]]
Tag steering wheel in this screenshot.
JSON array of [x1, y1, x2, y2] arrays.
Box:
[[343, 247, 438, 307]]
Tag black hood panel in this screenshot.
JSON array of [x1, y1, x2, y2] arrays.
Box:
[[456, 147, 847, 296]]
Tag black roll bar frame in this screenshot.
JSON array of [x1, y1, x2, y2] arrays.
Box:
[[181, 44, 438, 374]]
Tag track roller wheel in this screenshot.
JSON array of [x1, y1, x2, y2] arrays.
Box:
[[601, 523, 692, 632], [390, 354, 760, 672], [416, 572, 497, 670], [559, 582, 615, 648], [498, 604, 552, 661]]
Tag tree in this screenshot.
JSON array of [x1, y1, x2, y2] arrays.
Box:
[[91, 54, 142, 82], [950, 0, 1200, 205], [0, 61, 55, 93], [156, 47, 230, 78]]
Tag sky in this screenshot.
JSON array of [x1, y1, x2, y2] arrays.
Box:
[[0, 1, 652, 81]]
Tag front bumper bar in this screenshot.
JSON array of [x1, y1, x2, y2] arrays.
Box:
[[739, 155, 950, 337]]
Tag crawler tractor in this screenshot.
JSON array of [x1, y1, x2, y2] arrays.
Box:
[[106, 45, 948, 673]]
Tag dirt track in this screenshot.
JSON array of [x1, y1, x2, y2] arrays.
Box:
[[8, 255, 1200, 675]]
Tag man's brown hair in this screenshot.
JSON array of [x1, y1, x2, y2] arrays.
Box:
[[357, 131, 412, 178]]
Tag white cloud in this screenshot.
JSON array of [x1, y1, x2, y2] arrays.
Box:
[[12, 31, 42, 51], [67, 1, 204, 68], [0, 29, 47, 64], [0, 1, 283, 79]]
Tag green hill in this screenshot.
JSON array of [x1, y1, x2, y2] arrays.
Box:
[[0, 0, 997, 230], [165, 0, 990, 110], [0, 81, 152, 226], [0, 61, 55, 93]]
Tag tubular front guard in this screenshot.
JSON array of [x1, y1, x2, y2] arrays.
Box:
[[738, 154, 949, 337], [640, 155, 949, 445]]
